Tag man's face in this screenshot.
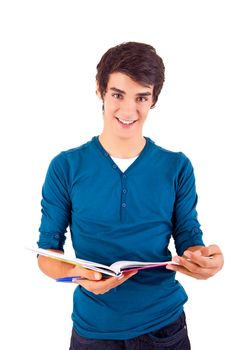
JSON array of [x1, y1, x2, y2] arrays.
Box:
[[97, 72, 154, 139]]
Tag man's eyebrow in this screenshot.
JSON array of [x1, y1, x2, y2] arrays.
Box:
[[136, 91, 152, 97], [110, 87, 152, 96], [110, 87, 126, 94]]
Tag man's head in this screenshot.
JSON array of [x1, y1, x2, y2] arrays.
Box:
[[96, 41, 165, 108]]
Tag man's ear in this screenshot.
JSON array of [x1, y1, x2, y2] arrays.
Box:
[[96, 81, 102, 100]]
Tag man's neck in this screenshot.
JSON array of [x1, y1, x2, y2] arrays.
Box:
[[98, 133, 146, 158]]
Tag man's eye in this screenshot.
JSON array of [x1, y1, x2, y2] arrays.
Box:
[[112, 93, 122, 99], [137, 96, 148, 102]]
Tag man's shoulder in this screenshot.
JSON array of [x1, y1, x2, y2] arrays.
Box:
[[147, 138, 192, 174], [148, 137, 186, 160], [62, 137, 95, 157], [49, 137, 96, 169]]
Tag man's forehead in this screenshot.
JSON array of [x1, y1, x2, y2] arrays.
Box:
[[107, 72, 153, 94]]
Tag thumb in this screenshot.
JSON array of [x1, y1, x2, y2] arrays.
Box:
[[200, 244, 222, 257], [72, 265, 102, 281]]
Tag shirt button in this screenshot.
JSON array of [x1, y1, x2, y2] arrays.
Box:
[[122, 203, 126, 208], [54, 234, 59, 239], [112, 164, 117, 169], [193, 228, 200, 233], [104, 152, 108, 157], [122, 174, 127, 179], [122, 189, 127, 194]]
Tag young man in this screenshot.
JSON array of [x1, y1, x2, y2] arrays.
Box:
[[37, 42, 224, 349]]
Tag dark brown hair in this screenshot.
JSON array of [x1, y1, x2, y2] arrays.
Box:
[[96, 41, 165, 108]]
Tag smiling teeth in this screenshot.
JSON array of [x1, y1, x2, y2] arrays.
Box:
[[118, 118, 135, 125]]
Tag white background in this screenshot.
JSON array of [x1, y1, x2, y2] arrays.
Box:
[[1, 1, 232, 349]]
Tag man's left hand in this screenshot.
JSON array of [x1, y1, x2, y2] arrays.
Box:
[[166, 244, 224, 279]]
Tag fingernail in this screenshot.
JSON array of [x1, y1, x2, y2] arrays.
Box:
[[194, 250, 202, 256], [173, 257, 180, 263], [117, 275, 124, 280], [94, 273, 102, 280], [184, 251, 191, 258], [72, 278, 80, 283]]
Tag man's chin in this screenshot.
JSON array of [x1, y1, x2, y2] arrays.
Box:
[[114, 131, 139, 141]]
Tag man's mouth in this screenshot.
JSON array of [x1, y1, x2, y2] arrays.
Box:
[[115, 117, 137, 126]]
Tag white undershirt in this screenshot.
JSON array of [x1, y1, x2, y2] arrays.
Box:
[[110, 155, 139, 172]]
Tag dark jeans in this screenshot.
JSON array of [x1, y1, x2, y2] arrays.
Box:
[[69, 312, 191, 349]]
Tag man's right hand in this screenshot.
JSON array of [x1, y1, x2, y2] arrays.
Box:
[[38, 251, 138, 294], [71, 265, 138, 294]]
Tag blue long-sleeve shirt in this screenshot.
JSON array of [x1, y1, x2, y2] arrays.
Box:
[[37, 136, 204, 340]]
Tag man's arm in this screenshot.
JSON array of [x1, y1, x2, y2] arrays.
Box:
[[170, 155, 224, 278], [37, 249, 101, 280], [37, 249, 138, 294], [166, 244, 224, 279], [37, 155, 137, 293]]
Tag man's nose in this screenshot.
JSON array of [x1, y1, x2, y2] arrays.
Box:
[[119, 100, 137, 119]]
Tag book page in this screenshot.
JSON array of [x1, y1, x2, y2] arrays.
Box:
[[110, 260, 174, 275], [27, 247, 117, 276], [27, 248, 176, 277]]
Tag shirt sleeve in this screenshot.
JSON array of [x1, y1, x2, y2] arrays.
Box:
[[172, 153, 205, 256], [37, 153, 71, 251]]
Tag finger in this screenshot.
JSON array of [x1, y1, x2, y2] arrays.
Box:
[[71, 266, 102, 281], [172, 255, 214, 274], [168, 256, 219, 279], [95, 271, 137, 290], [183, 249, 222, 269], [77, 277, 117, 294], [114, 271, 138, 285], [78, 271, 137, 294], [166, 264, 210, 279], [181, 252, 215, 268], [174, 256, 202, 271], [199, 244, 222, 257], [77, 275, 115, 289]]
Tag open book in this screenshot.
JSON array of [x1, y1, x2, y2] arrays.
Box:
[[28, 247, 176, 277]]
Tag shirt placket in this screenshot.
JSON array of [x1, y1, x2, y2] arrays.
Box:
[[121, 173, 127, 221], [111, 163, 128, 222]]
